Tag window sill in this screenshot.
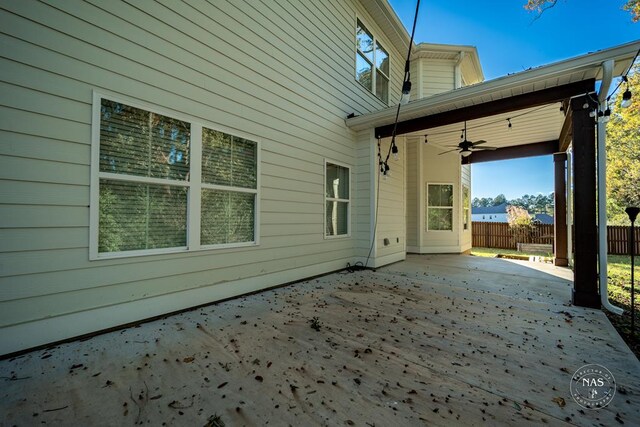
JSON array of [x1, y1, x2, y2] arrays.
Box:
[[91, 241, 259, 261]]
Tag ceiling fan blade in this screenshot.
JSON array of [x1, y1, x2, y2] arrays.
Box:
[[438, 148, 460, 155], [471, 140, 488, 146], [472, 146, 498, 151]]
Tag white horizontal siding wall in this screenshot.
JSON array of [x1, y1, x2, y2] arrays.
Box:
[[420, 144, 461, 253], [372, 136, 405, 267], [421, 60, 456, 97], [405, 139, 418, 249], [0, 0, 404, 355]]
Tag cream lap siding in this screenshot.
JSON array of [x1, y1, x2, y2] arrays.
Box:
[[373, 137, 406, 267], [405, 139, 418, 248], [421, 61, 456, 97], [0, 0, 405, 355]]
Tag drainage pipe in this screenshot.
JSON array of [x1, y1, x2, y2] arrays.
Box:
[[597, 59, 624, 315]]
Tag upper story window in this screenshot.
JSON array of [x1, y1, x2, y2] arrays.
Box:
[[91, 95, 259, 259], [356, 19, 389, 103]]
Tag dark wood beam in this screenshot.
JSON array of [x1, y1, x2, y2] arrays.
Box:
[[375, 79, 595, 138], [558, 103, 573, 152], [554, 152, 568, 267], [461, 141, 558, 164], [571, 94, 599, 309]]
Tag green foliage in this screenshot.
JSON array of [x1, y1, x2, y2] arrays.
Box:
[[525, 0, 639, 22], [472, 193, 554, 215], [507, 205, 533, 243], [606, 63, 640, 225]]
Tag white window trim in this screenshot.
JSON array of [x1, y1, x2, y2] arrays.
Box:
[[355, 17, 389, 104], [425, 182, 455, 232], [324, 159, 352, 239], [89, 91, 261, 260]]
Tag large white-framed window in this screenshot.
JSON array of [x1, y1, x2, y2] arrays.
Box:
[[355, 18, 389, 103], [90, 92, 260, 260], [324, 160, 351, 238], [426, 183, 454, 231]]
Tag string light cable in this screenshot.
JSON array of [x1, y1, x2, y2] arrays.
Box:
[[362, 0, 421, 270]]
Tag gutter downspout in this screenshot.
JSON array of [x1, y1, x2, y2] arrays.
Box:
[[454, 51, 465, 89], [597, 59, 624, 315]]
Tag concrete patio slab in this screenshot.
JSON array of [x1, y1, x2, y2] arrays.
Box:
[[1, 254, 639, 426]]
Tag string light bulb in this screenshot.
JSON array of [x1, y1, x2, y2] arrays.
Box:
[[400, 80, 412, 105], [621, 88, 632, 108], [507, 118, 512, 130], [391, 142, 399, 161], [424, 135, 428, 144]]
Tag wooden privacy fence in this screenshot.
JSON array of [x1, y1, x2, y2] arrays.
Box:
[[607, 225, 640, 255], [472, 222, 640, 255], [472, 222, 553, 250]]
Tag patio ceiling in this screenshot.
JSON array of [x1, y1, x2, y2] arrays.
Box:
[[346, 40, 640, 158]]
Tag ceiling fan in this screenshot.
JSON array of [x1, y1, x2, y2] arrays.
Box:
[[439, 121, 498, 157]]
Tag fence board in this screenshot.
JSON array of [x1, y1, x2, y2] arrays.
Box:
[[472, 222, 639, 255]]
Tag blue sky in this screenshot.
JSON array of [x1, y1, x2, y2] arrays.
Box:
[[388, 0, 638, 200]]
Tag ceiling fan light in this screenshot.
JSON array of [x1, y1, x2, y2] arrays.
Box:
[[461, 149, 472, 157]]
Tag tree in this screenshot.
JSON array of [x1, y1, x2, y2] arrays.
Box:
[[524, 0, 640, 22], [606, 63, 640, 224], [492, 194, 507, 206], [507, 205, 533, 244]]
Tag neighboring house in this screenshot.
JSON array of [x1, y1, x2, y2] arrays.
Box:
[[0, 1, 637, 356], [471, 203, 509, 223], [533, 213, 554, 225]]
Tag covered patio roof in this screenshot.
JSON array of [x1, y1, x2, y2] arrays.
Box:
[[346, 40, 640, 157]]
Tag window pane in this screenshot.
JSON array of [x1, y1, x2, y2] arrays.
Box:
[[428, 184, 453, 207], [376, 71, 389, 103], [99, 179, 187, 252], [201, 189, 255, 245], [356, 53, 372, 91], [326, 163, 349, 199], [376, 42, 389, 76], [326, 201, 348, 236], [356, 20, 373, 61], [428, 208, 453, 231], [99, 99, 190, 181], [463, 185, 470, 208], [202, 128, 257, 189]]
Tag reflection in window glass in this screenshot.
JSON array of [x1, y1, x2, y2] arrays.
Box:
[[326, 201, 349, 236], [325, 162, 350, 237], [99, 180, 187, 252], [99, 99, 190, 181], [426, 184, 454, 231], [376, 43, 389, 76], [356, 20, 374, 61], [376, 70, 389, 104], [355, 19, 388, 103]]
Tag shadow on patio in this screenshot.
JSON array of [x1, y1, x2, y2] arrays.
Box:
[[1, 254, 639, 426]]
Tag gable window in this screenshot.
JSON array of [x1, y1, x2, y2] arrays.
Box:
[[325, 161, 350, 237], [426, 183, 454, 231], [91, 94, 259, 259], [356, 19, 389, 103]]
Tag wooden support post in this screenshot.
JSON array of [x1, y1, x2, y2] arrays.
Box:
[[571, 95, 600, 308], [553, 153, 569, 266]]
